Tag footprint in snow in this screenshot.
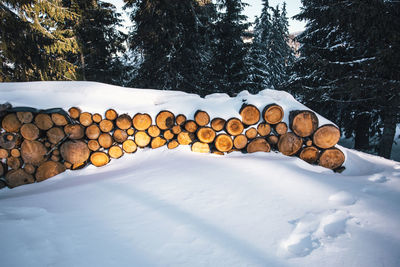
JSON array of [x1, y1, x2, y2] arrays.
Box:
[[329, 191, 357, 206]]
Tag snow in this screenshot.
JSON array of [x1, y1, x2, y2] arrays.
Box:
[[1, 81, 400, 267]]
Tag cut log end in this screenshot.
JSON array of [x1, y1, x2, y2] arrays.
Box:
[[88, 140, 100, 151], [85, 124, 101, 140], [134, 131, 151, 147], [68, 107, 81, 120], [151, 136, 167, 149], [109, 145, 123, 159], [60, 140, 90, 165], [163, 130, 174, 140], [247, 138, 271, 153], [64, 124, 84, 140], [177, 131, 195, 145], [105, 109, 118, 121], [233, 134, 248, 150], [191, 142, 210, 153], [175, 114, 187, 126], [278, 132, 303, 156], [184, 120, 198, 133], [240, 104, 260, 126], [132, 113, 152, 130], [36, 161, 66, 182], [275, 122, 288, 135], [113, 129, 128, 143], [90, 152, 110, 167], [299, 146, 320, 164], [210, 118, 226, 132], [313, 124, 341, 149], [116, 114, 132, 130], [20, 123, 39, 141], [263, 104, 284, 124], [214, 134, 233, 152], [225, 118, 244, 136], [47, 127, 65, 144], [2, 113, 22, 132], [245, 127, 258, 139], [167, 140, 179, 149], [21, 140, 47, 166], [148, 125, 161, 138], [79, 112, 93, 127], [197, 127, 216, 144], [194, 110, 210, 126], [17, 111, 33, 124], [289, 110, 319, 137], [122, 139, 137, 153], [51, 113, 68, 126], [319, 148, 345, 170], [99, 119, 114, 133], [5, 169, 34, 188], [98, 133, 113, 149], [156, 110, 175, 130]]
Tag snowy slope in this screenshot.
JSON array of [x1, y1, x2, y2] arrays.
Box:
[[1, 82, 400, 267]]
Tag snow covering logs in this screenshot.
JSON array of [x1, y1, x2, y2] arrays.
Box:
[[0, 103, 345, 189]]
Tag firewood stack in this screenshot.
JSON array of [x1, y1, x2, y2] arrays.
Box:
[[0, 102, 345, 189]]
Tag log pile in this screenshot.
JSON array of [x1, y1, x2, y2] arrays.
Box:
[[0, 102, 345, 189]]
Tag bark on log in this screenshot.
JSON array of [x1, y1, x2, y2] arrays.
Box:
[[113, 129, 128, 143], [35, 113, 53, 130], [122, 139, 137, 153], [88, 140, 100, 151], [109, 145, 123, 159], [21, 140, 47, 166], [167, 140, 179, 149], [2, 113, 22, 132], [116, 114, 132, 130], [151, 136, 167, 149], [134, 131, 151, 147], [233, 134, 248, 150], [68, 107, 81, 120], [318, 148, 345, 170], [289, 110, 319, 137], [0, 148, 9, 159], [247, 138, 271, 153], [184, 120, 198, 133], [263, 104, 284, 125], [105, 109, 118, 121], [278, 132, 303, 156], [214, 134, 233, 152], [85, 124, 101, 140], [210, 118, 226, 132], [177, 131, 195, 145], [98, 133, 113, 149], [240, 104, 260, 126], [60, 140, 90, 164], [191, 142, 210, 153], [99, 119, 114, 133], [51, 113, 68, 126], [20, 123, 40, 141], [79, 112, 93, 127], [64, 124, 85, 139], [92, 113, 102, 123], [7, 156, 21, 170], [275, 122, 288, 135], [176, 114, 187, 126], [163, 130, 174, 140], [299, 146, 320, 164], [5, 169, 34, 188], [36, 161, 66, 182], [156, 110, 175, 130], [90, 152, 110, 167], [10, 148, 20, 158], [171, 125, 182, 135], [132, 113, 152, 130], [313, 124, 341, 149], [245, 127, 258, 139], [225, 118, 244, 136], [194, 110, 210, 126], [17, 111, 33, 124], [47, 127, 65, 144], [197, 127, 216, 143], [148, 125, 161, 137]]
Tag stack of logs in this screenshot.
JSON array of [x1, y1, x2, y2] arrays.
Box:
[[0, 103, 345, 189]]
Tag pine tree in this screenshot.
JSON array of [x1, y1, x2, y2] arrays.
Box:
[[0, 0, 80, 81]]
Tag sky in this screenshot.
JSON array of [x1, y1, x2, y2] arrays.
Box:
[[106, 0, 305, 34]]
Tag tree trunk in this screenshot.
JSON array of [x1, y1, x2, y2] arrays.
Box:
[[378, 108, 397, 159], [354, 113, 370, 151]]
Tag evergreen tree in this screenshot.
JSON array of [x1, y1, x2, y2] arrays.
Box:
[[0, 0, 80, 81]]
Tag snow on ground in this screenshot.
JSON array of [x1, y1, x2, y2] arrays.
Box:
[[1, 82, 400, 267]]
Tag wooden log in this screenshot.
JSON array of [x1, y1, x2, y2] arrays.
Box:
[[245, 127, 258, 139], [191, 142, 210, 153], [171, 125, 182, 135], [79, 112, 93, 127], [212, 150, 224, 156], [71, 161, 88, 170], [7, 156, 21, 170], [20, 123, 40, 141], [127, 128, 135, 136], [184, 120, 198, 133], [289, 110, 319, 137], [105, 109, 118, 121], [278, 132, 303, 156], [233, 134, 248, 150], [225, 118, 244, 136], [0, 148, 9, 159], [64, 124, 85, 139], [99, 119, 114, 133], [210, 118, 226, 132], [52, 149, 60, 156], [68, 107, 81, 120], [35, 113, 53, 130], [90, 152, 110, 167], [0, 162, 5, 177], [267, 135, 279, 146], [263, 104, 284, 125], [151, 136, 167, 149], [214, 134, 233, 152], [23, 164, 36, 175], [92, 113, 102, 123], [156, 110, 175, 130], [36, 161, 66, 182], [85, 124, 101, 140], [299, 146, 320, 164], [45, 141, 51, 148], [17, 111, 33, 124], [132, 113, 152, 130], [305, 139, 313, 147], [275, 122, 288, 135], [177, 131, 195, 145], [64, 162, 72, 169], [47, 127, 65, 144], [167, 140, 179, 149], [60, 140, 90, 164], [51, 113, 68, 126], [116, 114, 132, 130], [51, 155, 60, 162], [197, 127, 216, 143], [318, 148, 345, 170], [240, 104, 260, 126], [0, 133, 17, 149], [21, 140, 47, 166], [148, 125, 161, 138], [175, 114, 187, 126], [113, 129, 128, 143], [88, 140, 100, 151], [313, 124, 341, 149], [134, 131, 151, 147], [163, 130, 174, 140], [247, 138, 271, 153], [194, 110, 210, 126], [5, 169, 34, 188], [11, 148, 20, 158], [2, 113, 22, 132], [109, 145, 123, 159], [122, 139, 137, 153], [98, 133, 113, 149]]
